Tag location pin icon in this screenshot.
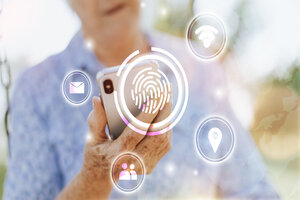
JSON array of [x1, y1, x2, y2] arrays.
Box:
[[208, 128, 222, 153]]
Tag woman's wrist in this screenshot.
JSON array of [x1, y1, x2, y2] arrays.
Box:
[[56, 170, 112, 200], [78, 168, 113, 198]]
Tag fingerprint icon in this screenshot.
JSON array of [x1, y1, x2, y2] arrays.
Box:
[[131, 66, 171, 114]]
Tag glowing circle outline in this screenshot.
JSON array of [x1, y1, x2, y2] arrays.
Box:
[[195, 116, 235, 163], [186, 13, 227, 61], [111, 152, 145, 193], [115, 47, 189, 135], [120, 55, 182, 128], [62, 70, 92, 106]]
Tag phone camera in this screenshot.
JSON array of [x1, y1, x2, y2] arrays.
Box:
[[103, 79, 114, 94]]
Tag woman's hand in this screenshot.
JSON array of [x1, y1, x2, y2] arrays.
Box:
[[56, 96, 172, 200]]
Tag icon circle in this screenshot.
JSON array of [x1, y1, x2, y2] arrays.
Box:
[[187, 13, 227, 60], [195, 116, 235, 163], [111, 153, 145, 193], [115, 47, 189, 135], [62, 70, 92, 105]]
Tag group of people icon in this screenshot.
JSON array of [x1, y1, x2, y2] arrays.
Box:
[[119, 163, 137, 181]]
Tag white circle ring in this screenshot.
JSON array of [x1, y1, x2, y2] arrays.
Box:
[[186, 13, 227, 61], [195, 116, 235, 163], [114, 47, 189, 135]]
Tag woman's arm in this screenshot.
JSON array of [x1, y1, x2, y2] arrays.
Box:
[[56, 170, 112, 200]]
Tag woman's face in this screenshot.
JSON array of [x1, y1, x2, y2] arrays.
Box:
[[70, 0, 141, 34]]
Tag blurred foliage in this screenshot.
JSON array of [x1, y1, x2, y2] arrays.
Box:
[[290, 67, 300, 94], [230, 0, 300, 94], [154, 0, 195, 37], [273, 65, 300, 95], [227, 0, 249, 52], [0, 164, 6, 198]]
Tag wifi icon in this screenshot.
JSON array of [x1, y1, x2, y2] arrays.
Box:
[[195, 25, 219, 48], [131, 65, 171, 114], [187, 14, 227, 60]]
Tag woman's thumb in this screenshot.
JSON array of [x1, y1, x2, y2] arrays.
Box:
[[87, 96, 108, 143]]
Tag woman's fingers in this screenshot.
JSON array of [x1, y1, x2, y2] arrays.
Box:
[[87, 96, 108, 143], [149, 99, 172, 132], [134, 101, 173, 173], [134, 131, 171, 174], [113, 105, 160, 152]]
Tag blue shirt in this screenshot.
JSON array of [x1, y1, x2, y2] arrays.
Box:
[[3, 31, 280, 199]]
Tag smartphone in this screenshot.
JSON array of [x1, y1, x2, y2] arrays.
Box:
[[97, 62, 159, 140]]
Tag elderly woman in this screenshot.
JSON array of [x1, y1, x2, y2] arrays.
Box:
[[4, 0, 279, 199]]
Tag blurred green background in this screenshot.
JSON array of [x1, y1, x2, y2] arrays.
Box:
[[0, 165, 5, 197]]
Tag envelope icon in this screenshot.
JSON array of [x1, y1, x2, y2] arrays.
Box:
[[69, 82, 85, 94]]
